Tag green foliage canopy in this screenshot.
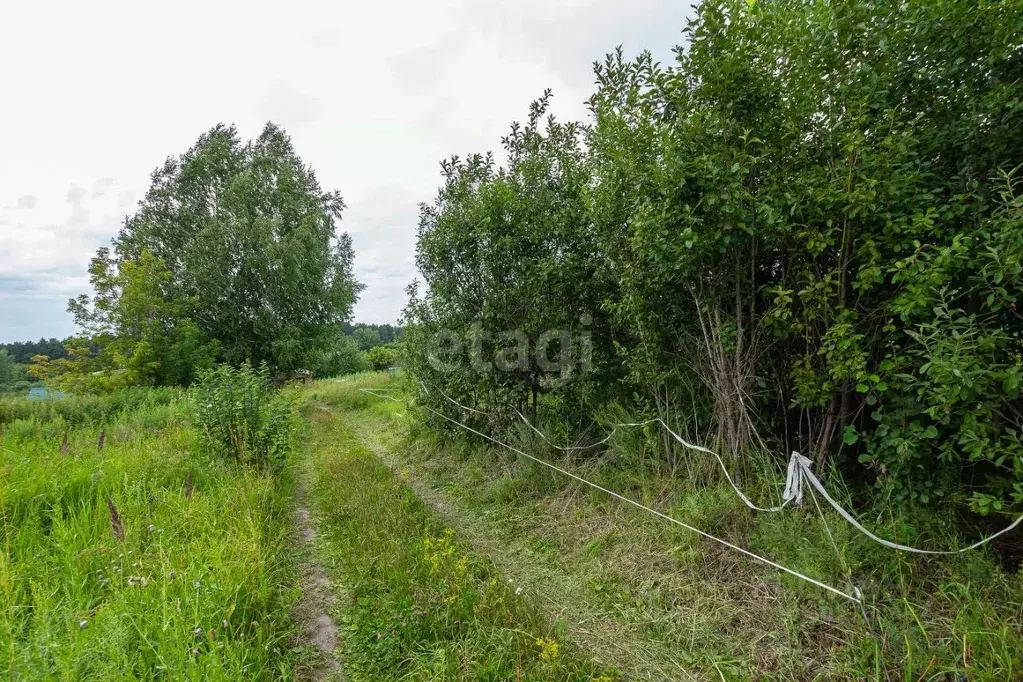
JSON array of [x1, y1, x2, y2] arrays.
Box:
[[313, 334, 372, 378], [0, 351, 14, 386], [0, 339, 67, 364], [352, 327, 382, 351], [404, 0, 1023, 517], [71, 123, 363, 382], [366, 344, 399, 371]]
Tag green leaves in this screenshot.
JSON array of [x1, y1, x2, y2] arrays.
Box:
[[0, 350, 14, 386], [403, 0, 1023, 517], [190, 362, 295, 471], [88, 123, 362, 376], [407, 92, 614, 423]]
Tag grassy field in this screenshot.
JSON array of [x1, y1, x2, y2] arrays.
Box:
[[0, 391, 299, 680], [3, 375, 1020, 680], [309, 375, 1023, 681], [300, 379, 618, 681]]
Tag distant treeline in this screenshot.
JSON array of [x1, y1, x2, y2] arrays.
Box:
[[0, 338, 68, 364], [340, 323, 402, 347], [312, 323, 403, 378], [2, 322, 401, 390]]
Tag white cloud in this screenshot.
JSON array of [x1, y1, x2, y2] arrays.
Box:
[[10, 196, 36, 210], [0, 0, 693, 342]]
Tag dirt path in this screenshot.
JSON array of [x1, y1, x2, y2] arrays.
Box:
[[344, 413, 696, 682], [292, 485, 345, 682]]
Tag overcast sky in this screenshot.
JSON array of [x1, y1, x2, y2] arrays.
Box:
[[0, 0, 693, 343]]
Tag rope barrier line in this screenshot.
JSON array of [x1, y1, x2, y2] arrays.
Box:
[[507, 394, 1022, 556], [357, 386, 862, 603], [799, 462, 1023, 555], [515, 408, 628, 451], [515, 408, 792, 513], [361, 381, 1022, 588]]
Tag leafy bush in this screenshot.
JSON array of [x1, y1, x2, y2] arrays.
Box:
[[314, 334, 372, 377], [366, 343, 399, 371], [404, 0, 1023, 520], [190, 363, 295, 470], [0, 380, 32, 396]]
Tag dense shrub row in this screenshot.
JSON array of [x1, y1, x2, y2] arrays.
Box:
[[403, 0, 1023, 519]]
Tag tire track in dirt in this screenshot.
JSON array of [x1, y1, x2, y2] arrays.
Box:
[[292, 484, 346, 682], [340, 411, 697, 682]]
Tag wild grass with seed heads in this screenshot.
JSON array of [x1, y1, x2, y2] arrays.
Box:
[[0, 395, 300, 680]]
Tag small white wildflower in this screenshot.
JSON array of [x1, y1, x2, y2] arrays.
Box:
[[515, 587, 523, 596], [148, 524, 155, 532], [169, 570, 177, 579], [193, 626, 202, 636], [194, 580, 201, 589], [79, 620, 88, 629]]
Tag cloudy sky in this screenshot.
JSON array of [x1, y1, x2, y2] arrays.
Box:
[[0, 0, 693, 343]]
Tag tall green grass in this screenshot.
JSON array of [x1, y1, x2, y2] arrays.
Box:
[[339, 375, 1023, 681], [190, 363, 296, 471], [0, 396, 299, 679], [0, 386, 181, 428], [302, 394, 618, 681]]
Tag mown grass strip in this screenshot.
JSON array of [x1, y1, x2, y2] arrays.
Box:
[[310, 376, 1023, 681], [303, 399, 618, 681]]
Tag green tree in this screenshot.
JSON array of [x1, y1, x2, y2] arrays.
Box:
[[351, 327, 382, 351], [0, 350, 14, 385], [67, 249, 219, 387], [0, 339, 67, 364], [314, 335, 371, 377], [407, 91, 618, 429], [366, 344, 399, 371], [341, 323, 402, 344], [404, 0, 1023, 517], [100, 122, 363, 372]]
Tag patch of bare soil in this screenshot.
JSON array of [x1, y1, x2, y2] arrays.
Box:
[[293, 495, 345, 681]]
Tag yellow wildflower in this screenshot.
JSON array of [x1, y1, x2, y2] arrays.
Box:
[[535, 637, 560, 664]]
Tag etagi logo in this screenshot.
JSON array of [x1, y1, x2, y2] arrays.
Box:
[[425, 316, 593, 385]]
